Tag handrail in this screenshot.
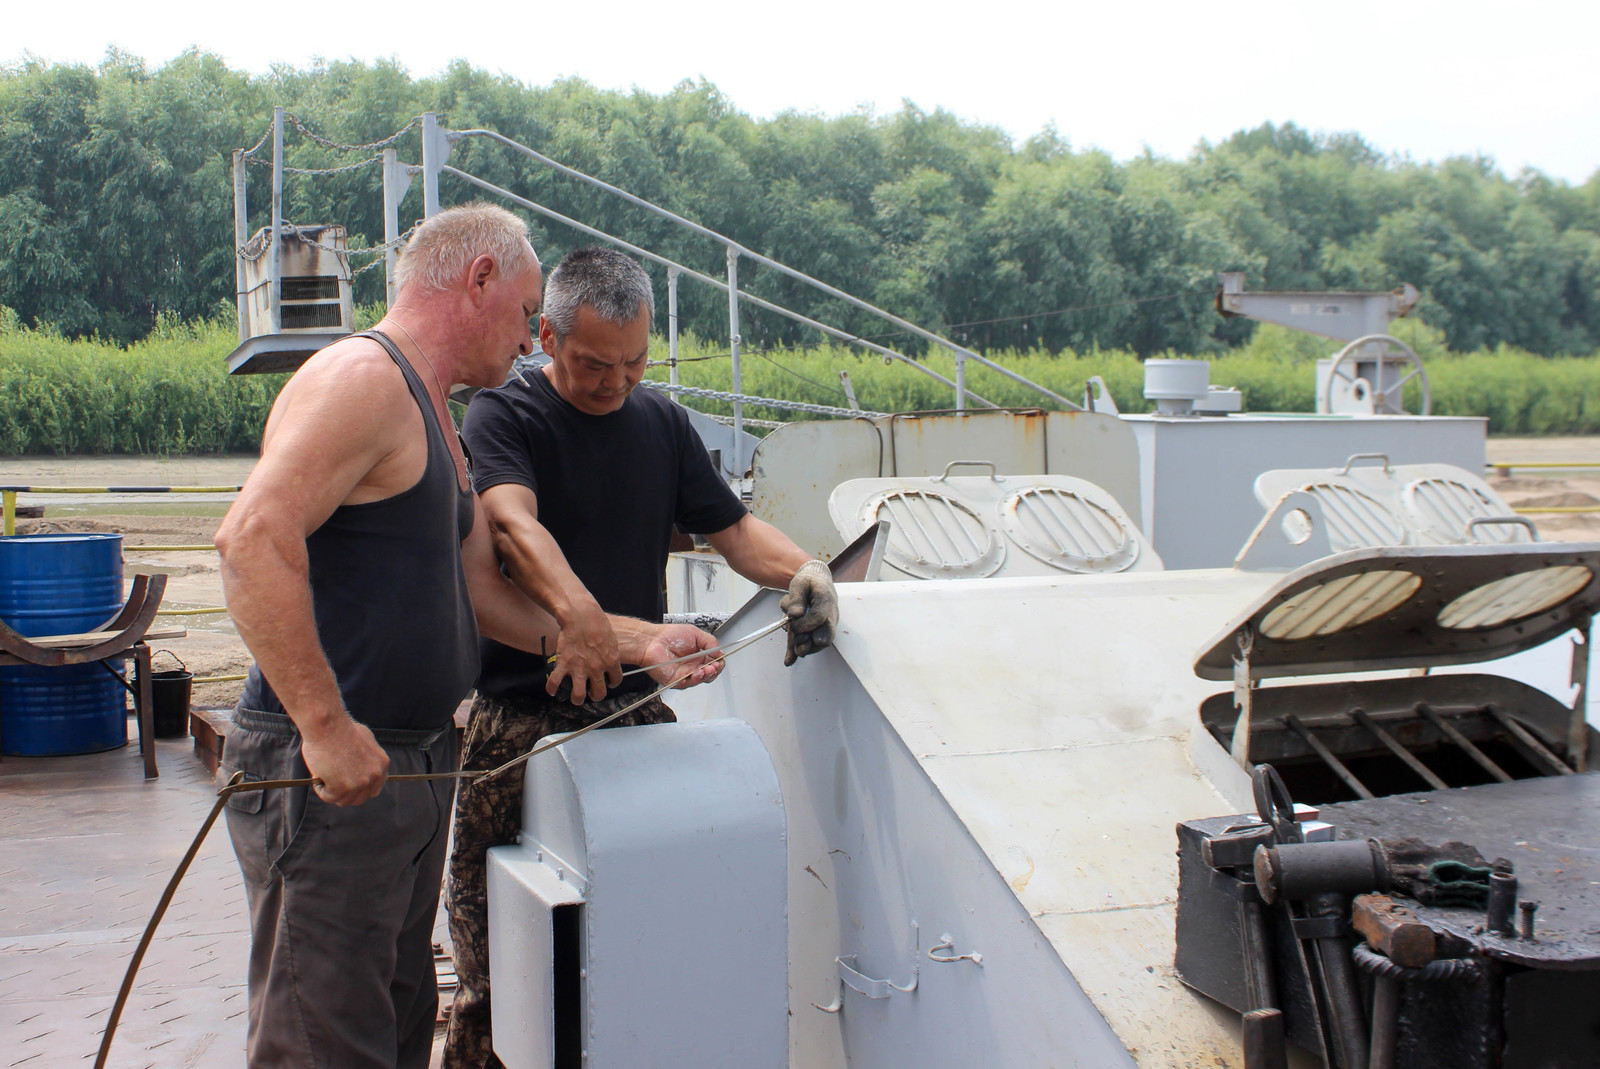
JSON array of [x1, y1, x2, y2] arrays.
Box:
[[442, 167, 998, 410], [445, 126, 1081, 414], [2, 485, 241, 535]]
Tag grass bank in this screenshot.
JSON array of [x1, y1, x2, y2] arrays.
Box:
[[2, 313, 1596, 455]]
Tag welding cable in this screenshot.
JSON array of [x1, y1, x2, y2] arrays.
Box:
[[94, 615, 789, 1068]]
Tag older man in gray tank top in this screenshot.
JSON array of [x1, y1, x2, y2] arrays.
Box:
[[215, 204, 724, 1069]]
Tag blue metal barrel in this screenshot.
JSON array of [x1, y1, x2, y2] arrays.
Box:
[[0, 533, 127, 756]]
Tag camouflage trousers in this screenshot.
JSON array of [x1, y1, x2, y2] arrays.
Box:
[[441, 689, 674, 1069]]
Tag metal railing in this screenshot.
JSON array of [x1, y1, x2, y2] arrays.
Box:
[[236, 109, 1080, 475], [1484, 462, 1600, 514]]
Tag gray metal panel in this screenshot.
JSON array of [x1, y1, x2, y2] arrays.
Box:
[[749, 411, 1142, 561], [510, 719, 787, 1069], [224, 331, 350, 375], [673, 584, 1240, 1066], [487, 852, 585, 1069], [1123, 414, 1487, 570]]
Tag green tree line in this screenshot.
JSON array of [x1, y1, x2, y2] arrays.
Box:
[[2, 50, 1598, 356]]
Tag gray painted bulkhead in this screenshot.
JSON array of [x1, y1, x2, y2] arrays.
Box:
[[673, 588, 1139, 1069]]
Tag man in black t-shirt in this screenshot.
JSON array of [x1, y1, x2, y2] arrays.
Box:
[[442, 247, 837, 1068]]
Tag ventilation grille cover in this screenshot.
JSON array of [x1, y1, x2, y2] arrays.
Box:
[[1403, 477, 1530, 545], [1299, 483, 1408, 550], [865, 489, 1005, 579], [1001, 487, 1139, 574]]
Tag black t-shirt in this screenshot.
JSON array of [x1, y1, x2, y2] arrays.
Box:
[[462, 369, 748, 700]]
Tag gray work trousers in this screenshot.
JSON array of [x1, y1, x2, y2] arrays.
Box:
[[222, 707, 459, 1069]]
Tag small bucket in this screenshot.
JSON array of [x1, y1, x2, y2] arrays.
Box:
[[149, 651, 193, 739]]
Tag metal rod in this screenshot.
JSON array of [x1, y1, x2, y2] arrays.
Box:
[[441, 167, 998, 408], [667, 267, 680, 404], [1239, 898, 1278, 1011], [447, 127, 1082, 409], [1486, 872, 1517, 934], [232, 149, 249, 343], [1568, 619, 1590, 772], [1368, 975, 1400, 1069], [1485, 704, 1574, 775], [421, 112, 442, 218], [955, 351, 966, 413], [382, 148, 402, 307], [1351, 709, 1448, 790], [1283, 714, 1377, 800], [1309, 893, 1369, 1069], [2, 490, 15, 536], [727, 248, 743, 467], [1415, 704, 1512, 783], [269, 107, 284, 335]]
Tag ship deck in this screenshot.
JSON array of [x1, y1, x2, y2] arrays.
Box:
[[0, 720, 453, 1068]]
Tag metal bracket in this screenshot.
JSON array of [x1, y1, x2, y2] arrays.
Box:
[[810, 954, 920, 1012], [810, 924, 922, 1013], [1231, 626, 1255, 766], [933, 460, 1001, 482], [1571, 616, 1591, 772], [928, 934, 983, 966], [1292, 915, 1351, 941]]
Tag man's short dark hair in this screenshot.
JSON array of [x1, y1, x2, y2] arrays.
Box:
[[542, 247, 654, 342]]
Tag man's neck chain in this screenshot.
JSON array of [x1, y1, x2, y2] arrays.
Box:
[[389, 321, 447, 403]]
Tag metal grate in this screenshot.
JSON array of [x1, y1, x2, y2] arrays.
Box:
[[1000, 488, 1139, 574], [1298, 482, 1408, 549], [1403, 477, 1528, 544], [868, 489, 1003, 579], [281, 275, 342, 301], [1260, 569, 1423, 641]]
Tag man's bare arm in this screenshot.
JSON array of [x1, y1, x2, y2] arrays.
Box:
[[478, 482, 622, 702], [705, 514, 838, 665], [703, 514, 812, 588], [461, 495, 722, 693], [215, 350, 411, 806]]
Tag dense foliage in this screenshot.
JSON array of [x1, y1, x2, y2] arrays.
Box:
[[2, 51, 1598, 357], [2, 313, 1596, 456]]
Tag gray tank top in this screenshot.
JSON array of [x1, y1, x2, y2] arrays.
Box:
[[239, 330, 479, 731]]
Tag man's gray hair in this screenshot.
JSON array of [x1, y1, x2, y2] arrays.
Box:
[[395, 202, 539, 294], [542, 247, 654, 342]]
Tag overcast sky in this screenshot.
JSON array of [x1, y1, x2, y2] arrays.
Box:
[[8, 0, 1597, 184]]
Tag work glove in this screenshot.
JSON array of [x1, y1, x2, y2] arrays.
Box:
[[780, 559, 838, 667]]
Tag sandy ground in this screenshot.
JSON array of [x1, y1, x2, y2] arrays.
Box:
[[4, 440, 1599, 710]]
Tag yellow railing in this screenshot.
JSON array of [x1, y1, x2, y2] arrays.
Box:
[[1, 484, 242, 536]]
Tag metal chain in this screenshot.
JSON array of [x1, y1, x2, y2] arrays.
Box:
[[244, 152, 385, 176], [236, 223, 416, 267], [238, 117, 274, 158], [702, 413, 788, 430], [637, 380, 882, 419], [286, 113, 420, 153]]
